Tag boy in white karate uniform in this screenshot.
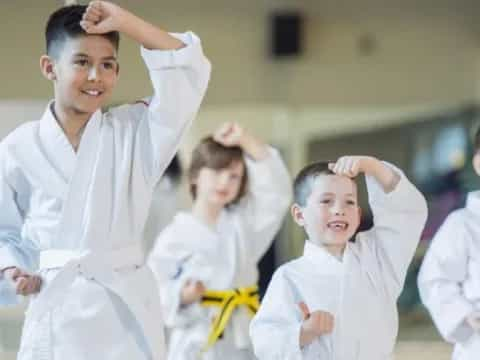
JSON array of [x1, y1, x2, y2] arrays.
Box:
[[148, 122, 292, 360], [0, 2, 210, 359], [418, 127, 480, 360], [250, 156, 427, 359]]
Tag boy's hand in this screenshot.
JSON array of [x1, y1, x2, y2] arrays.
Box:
[[213, 122, 269, 161], [81, 1, 125, 34], [329, 156, 399, 192], [298, 302, 334, 347], [2, 267, 42, 296], [467, 311, 480, 332], [180, 279, 206, 306], [328, 156, 378, 178]]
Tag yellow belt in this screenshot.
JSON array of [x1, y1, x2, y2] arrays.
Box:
[[200, 285, 259, 350]]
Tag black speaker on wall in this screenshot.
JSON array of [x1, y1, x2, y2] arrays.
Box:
[[270, 11, 303, 58]]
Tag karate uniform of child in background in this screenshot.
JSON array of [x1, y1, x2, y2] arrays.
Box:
[[148, 122, 292, 359]]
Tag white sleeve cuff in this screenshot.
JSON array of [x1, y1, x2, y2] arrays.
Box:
[[141, 31, 205, 69]]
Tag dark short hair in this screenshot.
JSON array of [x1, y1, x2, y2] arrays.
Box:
[[294, 161, 340, 206], [188, 137, 248, 204], [45, 5, 120, 58]]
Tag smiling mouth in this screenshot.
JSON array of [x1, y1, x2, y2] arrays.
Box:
[[82, 90, 103, 97], [327, 221, 349, 231]]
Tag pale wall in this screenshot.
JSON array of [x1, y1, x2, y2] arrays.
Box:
[[0, 0, 478, 107]]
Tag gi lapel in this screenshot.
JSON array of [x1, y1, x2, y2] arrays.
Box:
[[9, 104, 70, 198], [81, 116, 114, 249], [57, 110, 102, 248]]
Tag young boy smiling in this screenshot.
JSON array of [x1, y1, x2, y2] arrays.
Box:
[[0, 2, 210, 359], [250, 156, 427, 359]]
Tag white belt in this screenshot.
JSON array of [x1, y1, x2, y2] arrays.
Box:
[[39, 246, 144, 273], [29, 245, 164, 359]]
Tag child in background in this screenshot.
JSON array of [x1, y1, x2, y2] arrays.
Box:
[[148, 122, 292, 359], [419, 126, 480, 360]]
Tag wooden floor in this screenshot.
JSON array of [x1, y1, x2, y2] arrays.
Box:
[[0, 341, 453, 360]]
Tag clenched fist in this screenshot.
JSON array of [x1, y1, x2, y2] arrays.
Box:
[[2, 267, 42, 296], [298, 301, 334, 347]]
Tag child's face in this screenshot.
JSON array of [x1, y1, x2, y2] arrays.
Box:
[[194, 160, 245, 208], [292, 174, 361, 248], [46, 35, 119, 116]]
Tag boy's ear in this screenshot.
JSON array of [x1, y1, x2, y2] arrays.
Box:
[[291, 204, 305, 226], [473, 153, 480, 176], [40, 55, 56, 81]]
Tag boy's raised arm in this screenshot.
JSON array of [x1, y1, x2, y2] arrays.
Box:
[[330, 156, 428, 297], [82, 1, 211, 186], [364, 158, 427, 297], [213, 122, 292, 261]]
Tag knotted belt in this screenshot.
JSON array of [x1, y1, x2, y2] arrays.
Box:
[[26, 246, 164, 359], [200, 285, 259, 350]]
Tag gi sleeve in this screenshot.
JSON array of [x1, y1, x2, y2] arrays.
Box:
[[134, 31, 211, 186], [363, 162, 428, 298], [0, 150, 36, 305], [237, 147, 292, 262]]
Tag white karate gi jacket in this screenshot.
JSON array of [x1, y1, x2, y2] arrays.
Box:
[[0, 32, 210, 360], [148, 148, 292, 360], [418, 191, 480, 360], [250, 166, 428, 360]]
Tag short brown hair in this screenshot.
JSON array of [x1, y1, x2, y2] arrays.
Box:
[[294, 162, 335, 206], [188, 137, 248, 204]]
